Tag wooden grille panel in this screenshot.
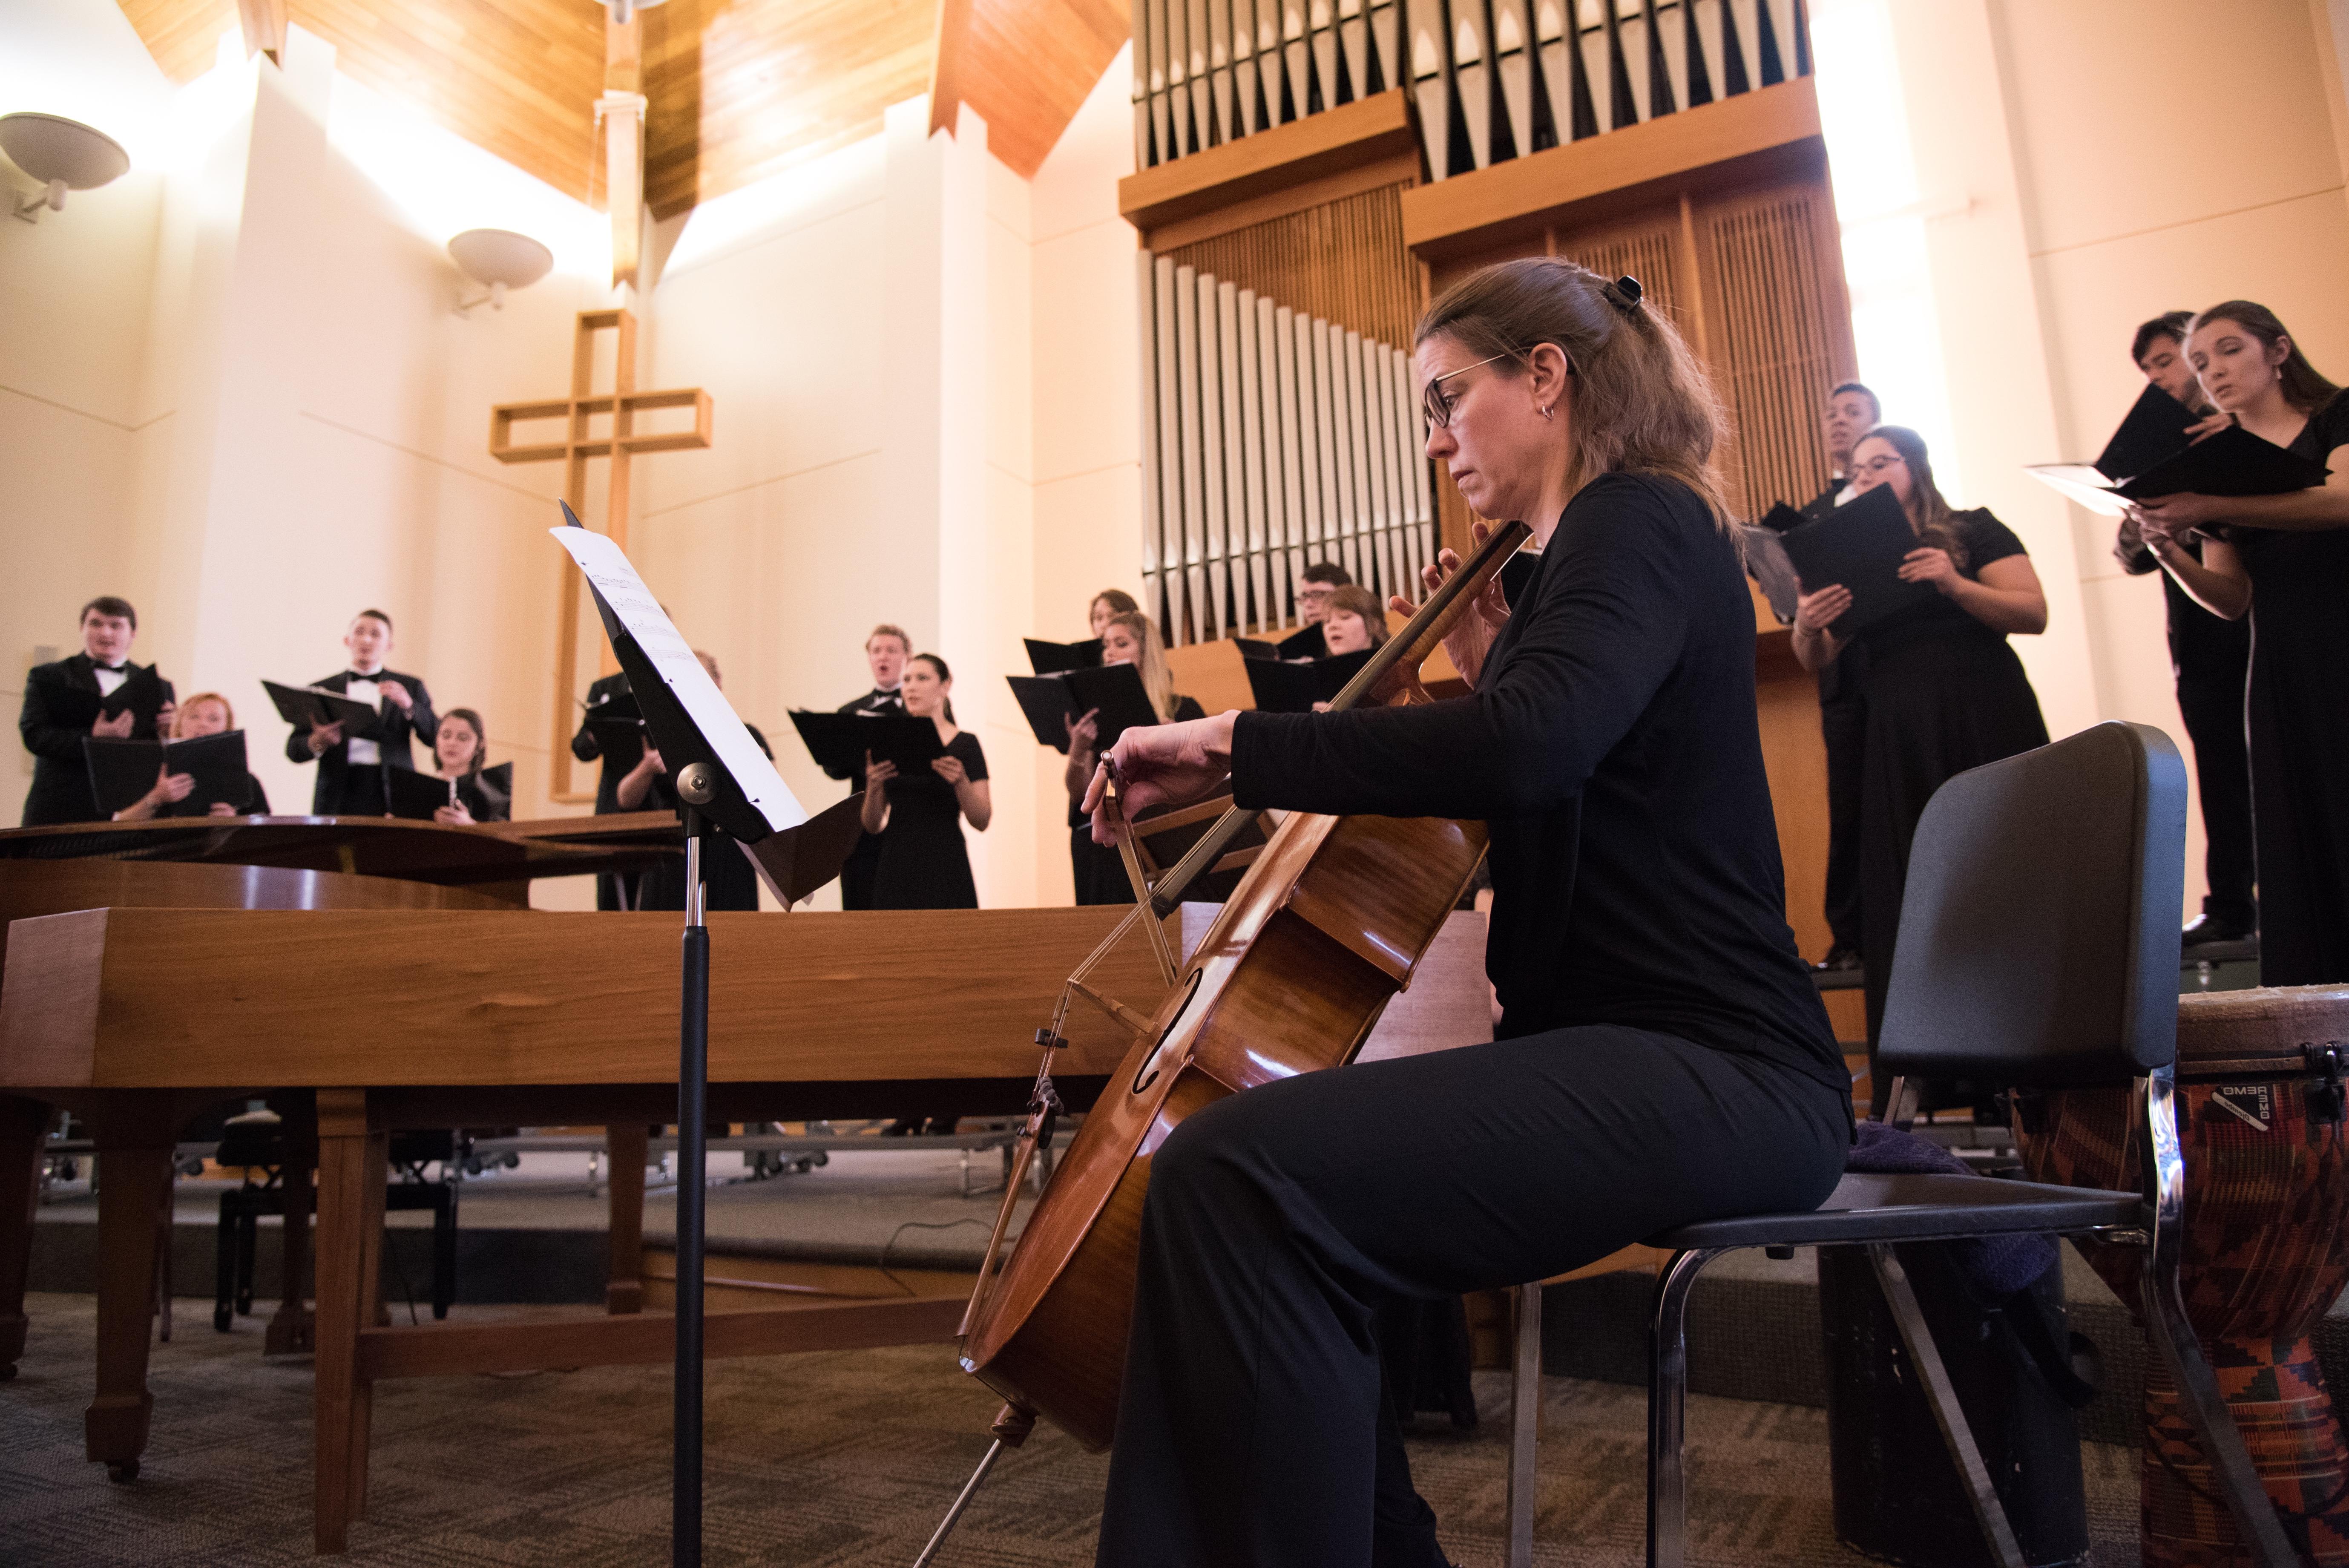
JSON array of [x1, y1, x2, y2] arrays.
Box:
[[1162, 184, 1420, 353], [1702, 188, 1836, 519]]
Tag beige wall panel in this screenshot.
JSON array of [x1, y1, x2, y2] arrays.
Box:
[[1991, 0, 2346, 259]]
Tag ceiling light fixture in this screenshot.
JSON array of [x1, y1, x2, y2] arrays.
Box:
[[449, 228, 555, 316], [0, 112, 131, 223]]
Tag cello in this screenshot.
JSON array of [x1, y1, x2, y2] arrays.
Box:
[[950, 519, 1532, 1479]]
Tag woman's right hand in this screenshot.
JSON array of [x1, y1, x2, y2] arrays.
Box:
[[1085, 712, 1237, 840], [1793, 584, 1852, 634], [1389, 520, 1511, 689], [864, 752, 898, 789], [1064, 708, 1099, 755], [152, 767, 196, 807]]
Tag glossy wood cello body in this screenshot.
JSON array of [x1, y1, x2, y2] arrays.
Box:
[[958, 522, 1530, 1451]]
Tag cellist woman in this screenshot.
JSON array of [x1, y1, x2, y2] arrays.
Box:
[[1082, 259, 1853, 1566]]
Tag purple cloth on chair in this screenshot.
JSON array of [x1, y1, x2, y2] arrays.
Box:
[[1846, 1120, 2058, 1299]]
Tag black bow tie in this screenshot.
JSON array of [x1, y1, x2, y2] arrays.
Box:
[[95, 663, 127, 674], [348, 672, 385, 683]]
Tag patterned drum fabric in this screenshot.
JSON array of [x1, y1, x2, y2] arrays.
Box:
[[2014, 986, 2349, 1565]]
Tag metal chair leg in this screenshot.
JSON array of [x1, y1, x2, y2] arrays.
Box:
[[1866, 1244, 2026, 1568], [2140, 1067, 2295, 1567], [1507, 1280, 1542, 1568], [1646, 1248, 1717, 1568], [213, 1192, 237, 1332]]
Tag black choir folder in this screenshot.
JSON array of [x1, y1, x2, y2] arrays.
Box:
[[2029, 392, 2328, 517], [1024, 636, 1104, 674], [788, 711, 946, 775], [262, 679, 380, 731], [1006, 663, 1159, 753], [1234, 624, 1328, 662], [82, 731, 251, 817], [1773, 482, 1939, 636], [98, 666, 172, 727], [385, 762, 513, 822], [1241, 648, 1374, 713]]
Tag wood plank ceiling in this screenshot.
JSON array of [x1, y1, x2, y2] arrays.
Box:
[[115, 0, 1126, 219]]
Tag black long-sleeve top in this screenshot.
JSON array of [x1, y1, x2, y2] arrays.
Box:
[[1230, 471, 1848, 1099]]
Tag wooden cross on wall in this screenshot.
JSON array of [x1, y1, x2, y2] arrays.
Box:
[[490, 307, 713, 802]]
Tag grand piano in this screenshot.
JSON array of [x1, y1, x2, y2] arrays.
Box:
[[0, 811, 1501, 1554]]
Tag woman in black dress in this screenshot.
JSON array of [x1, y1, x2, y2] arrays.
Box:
[[863, 653, 991, 909], [2136, 301, 2349, 986], [1791, 423, 2049, 1056], [428, 708, 511, 824], [1082, 259, 1847, 1565], [1066, 611, 1205, 904]]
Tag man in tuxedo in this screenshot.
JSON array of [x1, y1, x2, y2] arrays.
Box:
[[830, 624, 908, 910], [285, 609, 437, 816], [571, 669, 642, 909], [1807, 381, 1880, 973], [2112, 311, 2256, 946], [18, 596, 178, 826]]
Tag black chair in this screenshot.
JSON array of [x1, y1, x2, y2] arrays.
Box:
[[1500, 722, 2292, 1568], [214, 1120, 459, 1331]]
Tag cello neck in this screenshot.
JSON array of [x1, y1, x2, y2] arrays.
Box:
[[1324, 521, 1532, 714]]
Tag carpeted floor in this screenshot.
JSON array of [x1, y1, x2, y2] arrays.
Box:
[[2, 1292, 2142, 1566]]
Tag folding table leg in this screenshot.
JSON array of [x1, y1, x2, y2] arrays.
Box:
[[0, 1095, 49, 1378], [86, 1115, 173, 1481], [314, 1088, 385, 1553], [607, 1123, 647, 1314]]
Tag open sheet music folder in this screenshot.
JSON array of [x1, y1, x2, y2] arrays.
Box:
[[1241, 648, 1375, 712], [1023, 636, 1104, 675], [1773, 482, 1939, 636], [2029, 405, 2329, 517], [261, 680, 380, 731], [83, 731, 251, 817], [1006, 663, 1161, 753], [787, 711, 946, 775]]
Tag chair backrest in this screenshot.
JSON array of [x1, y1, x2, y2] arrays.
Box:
[[1877, 721, 2186, 1088]]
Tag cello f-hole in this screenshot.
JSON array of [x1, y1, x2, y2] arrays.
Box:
[[1132, 969, 1206, 1096]]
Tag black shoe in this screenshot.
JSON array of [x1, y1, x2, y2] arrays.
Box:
[[1811, 944, 1863, 973], [2182, 912, 2255, 947]]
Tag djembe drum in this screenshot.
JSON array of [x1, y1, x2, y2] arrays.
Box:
[[2015, 985, 2349, 1565]]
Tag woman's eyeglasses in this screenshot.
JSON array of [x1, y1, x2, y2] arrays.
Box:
[[1852, 453, 1906, 477], [1422, 352, 1517, 429]]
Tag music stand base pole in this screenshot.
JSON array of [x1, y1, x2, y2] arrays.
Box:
[[676, 820, 708, 1568]]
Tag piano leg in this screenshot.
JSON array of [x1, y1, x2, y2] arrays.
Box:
[[314, 1088, 386, 1553], [86, 1111, 175, 1481], [0, 1094, 47, 1380], [606, 1123, 647, 1315], [267, 1093, 316, 1356]]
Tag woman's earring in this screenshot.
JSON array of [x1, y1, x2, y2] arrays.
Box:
[[1539, 405, 1554, 421]]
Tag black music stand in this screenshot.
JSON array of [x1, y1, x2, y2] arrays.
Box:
[[556, 506, 864, 1568]]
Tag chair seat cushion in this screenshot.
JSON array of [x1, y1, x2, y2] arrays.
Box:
[[1645, 1171, 2144, 1252]]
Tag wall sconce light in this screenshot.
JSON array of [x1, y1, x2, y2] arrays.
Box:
[[0, 113, 131, 223], [449, 228, 555, 316]]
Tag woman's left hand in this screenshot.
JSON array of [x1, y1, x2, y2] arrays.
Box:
[[434, 803, 474, 826], [1085, 712, 1236, 840], [2137, 492, 2222, 530], [1898, 547, 1960, 592], [932, 755, 968, 786]]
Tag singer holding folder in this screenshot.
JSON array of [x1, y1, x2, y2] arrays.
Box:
[[1064, 612, 1205, 904], [2136, 301, 2349, 987], [18, 596, 177, 826], [1791, 425, 2048, 1057], [110, 692, 269, 820], [861, 653, 990, 909], [285, 609, 436, 817]]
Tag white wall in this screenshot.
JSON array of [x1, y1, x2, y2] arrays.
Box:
[[3, 9, 614, 857]]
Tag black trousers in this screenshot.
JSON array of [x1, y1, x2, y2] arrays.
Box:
[[1820, 684, 1867, 955], [2175, 671, 2256, 926], [1097, 1027, 1850, 1567]]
